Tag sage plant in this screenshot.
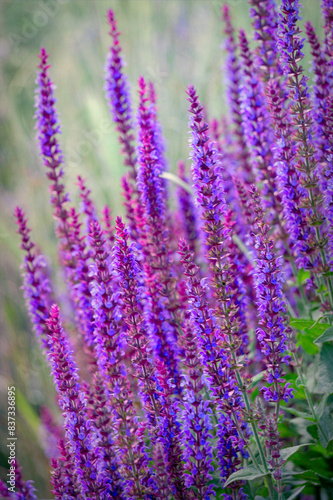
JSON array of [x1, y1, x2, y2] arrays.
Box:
[[9, 2, 333, 500]]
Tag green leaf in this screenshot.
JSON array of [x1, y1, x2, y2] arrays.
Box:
[[290, 319, 329, 335], [283, 407, 315, 421], [285, 485, 306, 500], [296, 269, 310, 286], [318, 406, 333, 449], [280, 443, 312, 462], [316, 343, 333, 394], [290, 319, 315, 330], [314, 326, 333, 344], [296, 334, 319, 354], [224, 465, 266, 487]]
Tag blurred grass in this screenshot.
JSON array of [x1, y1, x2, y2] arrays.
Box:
[[0, 0, 324, 496]]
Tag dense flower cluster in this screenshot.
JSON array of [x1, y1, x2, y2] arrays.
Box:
[[9, 2, 333, 500]]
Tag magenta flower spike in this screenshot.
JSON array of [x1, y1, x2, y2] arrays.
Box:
[[46, 304, 107, 497], [221, 4, 253, 183], [14, 207, 53, 349], [249, 187, 294, 404]]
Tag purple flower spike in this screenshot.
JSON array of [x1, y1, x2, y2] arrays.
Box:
[[12, 460, 38, 500], [113, 216, 158, 423], [249, 0, 282, 81], [14, 207, 53, 349], [221, 4, 253, 183], [35, 48, 72, 267], [239, 29, 280, 222], [186, 85, 247, 354], [176, 161, 201, 261], [265, 79, 312, 269], [51, 440, 78, 500], [179, 240, 247, 487], [105, 10, 144, 243], [179, 316, 215, 499], [137, 76, 181, 388], [249, 187, 294, 404], [46, 304, 106, 497], [76, 175, 98, 228], [321, 0, 333, 60], [89, 219, 150, 499], [278, 0, 325, 269], [105, 10, 136, 179]]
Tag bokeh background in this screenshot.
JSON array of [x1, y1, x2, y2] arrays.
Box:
[[0, 0, 324, 497]]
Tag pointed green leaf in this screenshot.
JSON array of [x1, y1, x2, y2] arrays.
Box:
[[316, 344, 333, 394], [283, 407, 315, 421], [280, 443, 312, 462], [286, 485, 306, 500], [314, 326, 333, 344], [224, 465, 266, 487]]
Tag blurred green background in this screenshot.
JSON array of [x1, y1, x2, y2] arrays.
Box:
[[0, 0, 323, 497]]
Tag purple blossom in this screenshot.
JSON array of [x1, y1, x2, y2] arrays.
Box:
[[221, 5, 253, 183], [238, 29, 280, 222], [46, 304, 107, 497], [178, 316, 215, 498], [249, 187, 294, 404], [14, 207, 53, 349], [249, 0, 283, 81]]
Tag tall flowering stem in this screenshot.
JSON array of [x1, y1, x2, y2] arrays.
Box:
[[222, 4, 253, 183], [35, 48, 73, 271], [105, 10, 136, 179], [137, 76, 180, 387], [249, 187, 293, 408], [105, 10, 143, 243], [305, 22, 330, 163], [186, 85, 247, 363], [178, 315, 214, 499], [114, 217, 188, 499], [249, 0, 282, 81], [278, 0, 333, 307], [89, 220, 150, 499], [239, 29, 280, 224], [14, 207, 53, 349], [179, 240, 249, 487], [265, 80, 311, 270], [35, 49, 97, 362], [46, 304, 106, 498], [176, 161, 201, 261]]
